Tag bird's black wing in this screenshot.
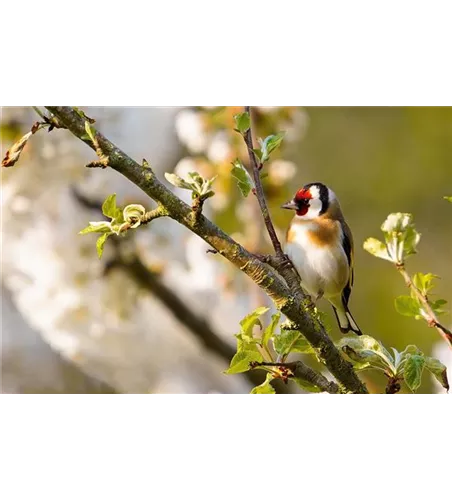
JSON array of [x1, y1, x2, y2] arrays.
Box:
[[341, 220, 354, 307]]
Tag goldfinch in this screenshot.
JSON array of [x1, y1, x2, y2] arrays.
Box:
[[282, 182, 362, 335]]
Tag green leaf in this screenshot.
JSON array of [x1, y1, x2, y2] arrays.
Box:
[[413, 272, 439, 295], [250, 374, 275, 394], [123, 204, 146, 228], [431, 298, 448, 315], [273, 330, 314, 356], [336, 335, 395, 373], [252, 148, 263, 162], [403, 354, 425, 392], [424, 356, 449, 391], [261, 312, 280, 348], [96, 233, 109, 259], [403, 225, 421, 257], [200, 175, 217, 196], [235, 332, 261, 352], [400, 344, 423, 358], [443, 196, 452, 203], [292, 378, 322, 393], [102, 194, 122, 219], [231, 159, 254, 197], [84, 121, 97, 143], [395, 296, 420, 317], [164, 172, 193, 190], [261, 132, 285, 161], [240, 306, 269, 337], [363, 238, 392, 261], [225, 350, 263, 374], [233, 112, 251, 135], [79, 221, 112, 234]]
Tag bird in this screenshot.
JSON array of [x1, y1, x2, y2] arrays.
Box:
[[281, 182, 362, 335]]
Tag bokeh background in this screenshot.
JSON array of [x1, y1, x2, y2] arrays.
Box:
[[1, 106, 451, 394]]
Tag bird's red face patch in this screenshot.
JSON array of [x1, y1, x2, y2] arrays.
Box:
[[295, 188, 312, 202], [294, 189, 311, 216]]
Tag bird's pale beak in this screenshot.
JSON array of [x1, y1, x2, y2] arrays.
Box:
[[281, 200, 298, 210]]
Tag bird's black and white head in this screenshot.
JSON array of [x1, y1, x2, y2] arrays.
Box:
[[281, 182, 338, 220]]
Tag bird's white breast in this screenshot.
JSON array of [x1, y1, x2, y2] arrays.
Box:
[[284, 221, 349, 299]]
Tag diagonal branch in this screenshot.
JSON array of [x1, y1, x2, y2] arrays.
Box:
[[45, 106, 367, 394]]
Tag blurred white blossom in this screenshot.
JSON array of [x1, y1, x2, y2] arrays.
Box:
[[175, 109, 207, 153], [269, 160, 297, 186], [207, 131, 232, 163]]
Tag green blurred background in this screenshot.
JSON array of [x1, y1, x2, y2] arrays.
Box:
[[281, 107, 452, 392]]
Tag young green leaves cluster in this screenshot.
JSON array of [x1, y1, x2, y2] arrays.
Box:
[[231, 112, 285, 197], [364, 212, 450, 345], [225, 306, 321, 394], [79, 194, 146, 258], [364, 213, 420, 265], [164, 171, 217, 201], [337, 335, 449, 393]]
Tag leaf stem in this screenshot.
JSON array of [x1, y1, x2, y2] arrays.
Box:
[[397, 264, 452, 348]]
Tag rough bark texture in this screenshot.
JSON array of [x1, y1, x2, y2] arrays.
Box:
[[45, 106, 368, 394]]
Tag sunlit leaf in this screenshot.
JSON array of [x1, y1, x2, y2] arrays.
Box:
[[363, 238, 392, 261], [443, 196, 452, 203], [225, 350, 263, 374], [102, 194, 122, 220], [240, 306, 269, 337], [413, 272, 439, 295]]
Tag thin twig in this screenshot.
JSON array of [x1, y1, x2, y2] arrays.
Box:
[[397, 265, 452, 348], [243, 106, 283, 256]]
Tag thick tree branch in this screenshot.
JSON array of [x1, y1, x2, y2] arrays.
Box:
[[254, 361, 340, 394], [45, 106, 368, 394], [397, 265, 452, 347]]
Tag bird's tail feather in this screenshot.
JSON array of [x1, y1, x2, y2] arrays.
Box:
[[332, 305, 362, 336]]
